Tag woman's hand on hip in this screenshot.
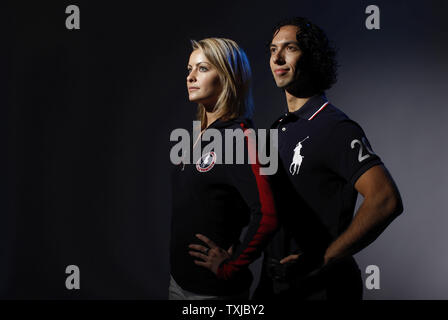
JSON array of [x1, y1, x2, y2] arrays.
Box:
[[188, 234, 233, 275]]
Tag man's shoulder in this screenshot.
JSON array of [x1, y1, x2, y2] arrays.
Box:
[[319, 103, 350, 122], [309, 104, 370, 147], [318, 103, 364, 129]]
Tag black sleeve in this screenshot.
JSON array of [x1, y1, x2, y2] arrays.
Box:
[[324, 120, 383, 185]]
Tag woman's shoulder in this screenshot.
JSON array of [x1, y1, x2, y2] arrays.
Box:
[[218, 117, 255, 131]]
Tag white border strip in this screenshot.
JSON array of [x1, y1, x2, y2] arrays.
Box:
[[308, 101, 329, 120]]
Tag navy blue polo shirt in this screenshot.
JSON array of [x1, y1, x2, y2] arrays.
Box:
[[268, 94, 383, 257]]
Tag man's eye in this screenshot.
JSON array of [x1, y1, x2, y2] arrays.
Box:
[[199, 66, 208, 72], [287, 46, 297, 51], [270, 48, 276, 54]]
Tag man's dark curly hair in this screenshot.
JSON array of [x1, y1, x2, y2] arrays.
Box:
[[270, 17, 338, 93]]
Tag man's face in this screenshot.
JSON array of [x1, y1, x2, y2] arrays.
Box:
[[269, 25, 302, 88]]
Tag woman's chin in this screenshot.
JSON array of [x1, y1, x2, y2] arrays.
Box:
[[188, 96, 200, 103]]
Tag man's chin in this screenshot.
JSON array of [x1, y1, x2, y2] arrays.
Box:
[[274, 81, 284, 88], [276, 82, 291, 89], [275, 78, 293, 89]]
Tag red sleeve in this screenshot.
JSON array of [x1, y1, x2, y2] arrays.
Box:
[[216, 123, 278, 280]]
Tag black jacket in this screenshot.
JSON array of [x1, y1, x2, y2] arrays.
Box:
[[170, 117, 278, 295]]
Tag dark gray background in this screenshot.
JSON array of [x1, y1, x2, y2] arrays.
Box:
[[2, 0, 447, 299]]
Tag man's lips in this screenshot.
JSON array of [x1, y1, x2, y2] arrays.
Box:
[[274, 68, 289, 75]]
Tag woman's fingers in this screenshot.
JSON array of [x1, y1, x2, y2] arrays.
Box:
[[188, 244, 208, 253], [189, 250, 208, 261], [195, 234, 217, 248], [193, 260, 209, 268]]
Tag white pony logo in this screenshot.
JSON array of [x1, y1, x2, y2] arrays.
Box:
[[289, 136, 309, 175]]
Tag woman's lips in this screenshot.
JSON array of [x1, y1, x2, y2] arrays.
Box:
[[188, 87, 199, 91]]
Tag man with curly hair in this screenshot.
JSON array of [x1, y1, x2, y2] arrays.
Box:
[[252, 17, 403, 300]]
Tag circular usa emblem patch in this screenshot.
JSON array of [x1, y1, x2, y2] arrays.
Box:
[[196, 151, 216, 172]]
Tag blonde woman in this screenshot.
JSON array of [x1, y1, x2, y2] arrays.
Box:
[[169, 38, 278, 300]]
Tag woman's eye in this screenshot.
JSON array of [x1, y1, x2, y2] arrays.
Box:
[[199, 66, 208, 72], [187, 69, 191, 74]]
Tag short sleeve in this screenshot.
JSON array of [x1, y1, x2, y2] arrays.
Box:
[[325, 120, 383, 185]]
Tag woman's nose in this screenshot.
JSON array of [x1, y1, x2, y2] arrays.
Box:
[[187, 71, 196, 82]]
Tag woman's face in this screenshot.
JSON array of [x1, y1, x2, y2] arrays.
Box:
[[187, 49, 222, 108]]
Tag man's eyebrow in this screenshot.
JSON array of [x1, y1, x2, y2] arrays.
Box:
[[270, 41, 300, 47]]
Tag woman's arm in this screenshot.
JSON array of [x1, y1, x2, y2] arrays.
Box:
[[189, 124, 278, 280]]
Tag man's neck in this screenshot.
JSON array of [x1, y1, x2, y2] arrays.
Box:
[[285, 90, 312, 113]]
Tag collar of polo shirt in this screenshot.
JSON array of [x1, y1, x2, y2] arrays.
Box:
[[288, 94, 329, 121], [271, 94, 330, 128]]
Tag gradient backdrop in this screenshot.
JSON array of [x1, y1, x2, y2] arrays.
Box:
[[3, 0, 448, 299]]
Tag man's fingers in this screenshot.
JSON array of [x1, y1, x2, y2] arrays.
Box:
[[189, 251, 208, 261], [196, 234, 217, 248], [280, 254, 301, 264]]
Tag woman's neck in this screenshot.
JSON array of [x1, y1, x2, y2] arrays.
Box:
[[205, 111, 219, 128]]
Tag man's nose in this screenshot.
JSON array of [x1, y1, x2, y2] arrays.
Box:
[[273, 50, 285, 65]]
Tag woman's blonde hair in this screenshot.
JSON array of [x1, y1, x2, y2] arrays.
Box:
[[191, 38, 254, 130]]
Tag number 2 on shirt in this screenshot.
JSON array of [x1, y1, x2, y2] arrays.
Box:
[[351, 137, 375, 162]]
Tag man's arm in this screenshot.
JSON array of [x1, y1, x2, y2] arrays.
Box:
[[323, 164, 403, 265]]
